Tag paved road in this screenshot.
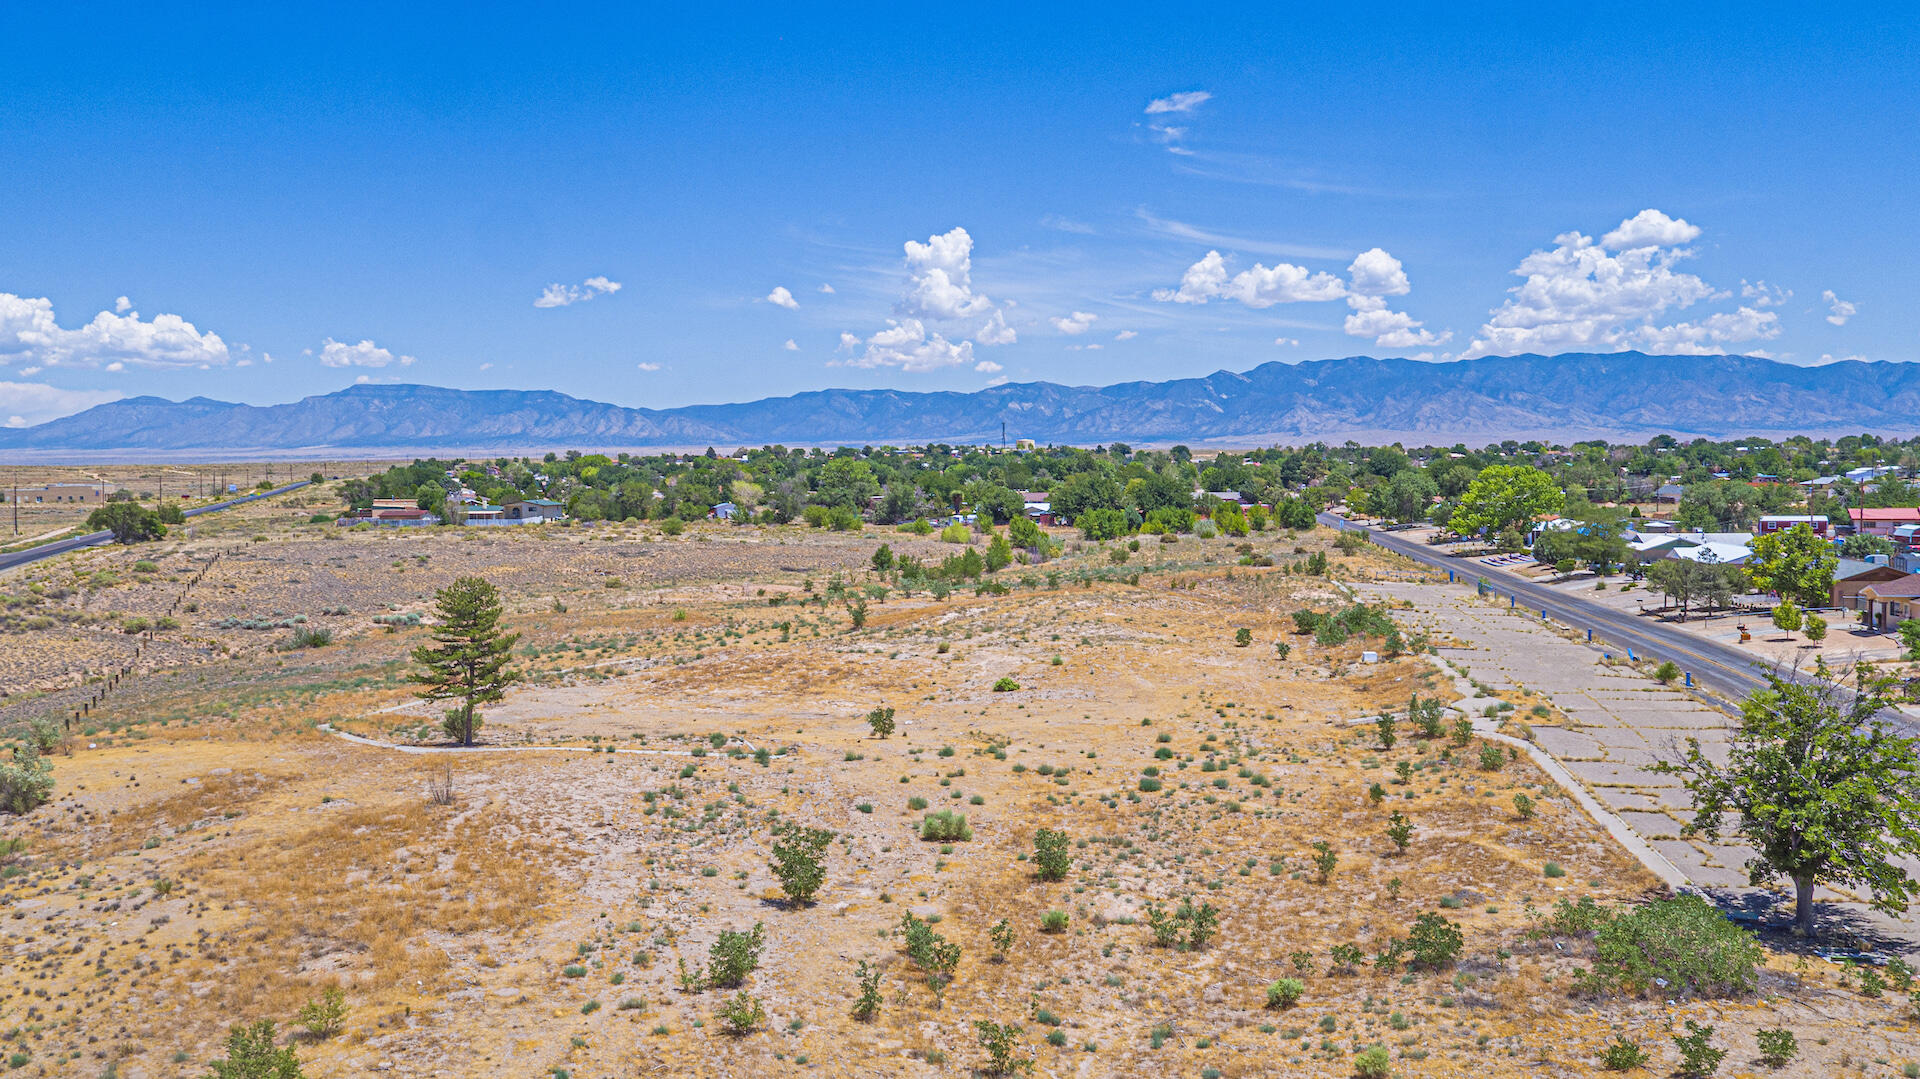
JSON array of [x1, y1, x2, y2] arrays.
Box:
[[1319, 511, 1779, 702], [0, 480, 312, 572]]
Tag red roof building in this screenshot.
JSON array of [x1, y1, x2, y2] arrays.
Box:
[[1849, 508, 1920, 536]]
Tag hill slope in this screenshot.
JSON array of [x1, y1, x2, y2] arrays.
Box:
[[6, 352, 1916, 455]]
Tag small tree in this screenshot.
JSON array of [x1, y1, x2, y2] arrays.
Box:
[[1264, 977, 1304, 1009], [1771, 600, 1802, 639], [865, 706, 896, 739], [717, 991, 765, 1035], [769, 823, 834, 905], [409, 576, 519, 746], [1234, 626, 1253, 647], [1803, 614, 1827, 643], [871, 544, 895, 572], [1407, 912, 1464, 970], [1311, 840, 1337, 883], [1902, 618, 1920, 661], [86, 501, 166, 544], [851, 959, 882, 1020], [974, 1019, 1032, 1075], [989, 918, 1014, 961], [296, 986, 348, 1040], [1032, 827, 1071, 881], [1385, 811, 1413, 854], [1662, 663, 1920, 936], [203, 1020, 303, 1079], [1672, 1020, 1725, 1077], [706, 922, 766, 988], [1374, 712, 1397, 749]]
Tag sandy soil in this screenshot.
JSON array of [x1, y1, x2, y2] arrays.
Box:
[[1, 521, 1914, 1078]]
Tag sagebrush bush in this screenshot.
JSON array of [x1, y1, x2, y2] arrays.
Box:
[[919, 810, 973, 841], [1264, 978, 1303, 1009]]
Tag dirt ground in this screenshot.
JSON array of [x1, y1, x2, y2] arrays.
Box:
[[2, 518, 1916, 1078]]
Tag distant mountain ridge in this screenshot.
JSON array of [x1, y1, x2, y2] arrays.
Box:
[[6, 352, 1917, 458]]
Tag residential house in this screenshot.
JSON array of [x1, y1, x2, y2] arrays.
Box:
[[1849, 507, 1920, 537], [1833, 558, 1908, 613], [1652, 483, 1684, 503], [1856, 574, 1920, 631], [1757, 514, 1829, 537], [711, 501, 738, 520], [502, 497, 565, 521]]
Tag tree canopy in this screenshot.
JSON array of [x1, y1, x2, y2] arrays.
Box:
[[1447, 465, 1564, 539], [1661, 663, 1920, 936], [409, 576, 520, 746]]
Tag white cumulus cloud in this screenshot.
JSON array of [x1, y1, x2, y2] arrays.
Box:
[[976, 310, 1017, 346], [0, 381, 123, 427], [836, 318, 974, 372], [974, 360, 1003, 374], [1346, 248, 1411, 298], [1741, 280, 1790, 307], [1822, 289, 1856, 326], [636, 362, 662, 372], [1274, 337, 1299, 347], [534, 276, 622, 308], [1153, 250, 1346, 308], [1115, 330, 1137, 341], [0, 292, 232, 370], [1601, 209, 1701, 249], [317, 338, 415, 369], [113, 296, 132, 313], [1145, 90, 1212, 114], [900, 227, 995, 320], [782, 339, 799, 351], [1461, 211, 1778, 358], [1050, 310, 1098, 335], [817, 283, 835, 294], [766, 286, 799, 310]]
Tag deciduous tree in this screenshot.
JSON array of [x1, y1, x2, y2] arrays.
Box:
[[1660, 663, 1920, 935]]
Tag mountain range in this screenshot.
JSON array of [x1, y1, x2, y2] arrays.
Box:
[[5, 352, 1917, 459]]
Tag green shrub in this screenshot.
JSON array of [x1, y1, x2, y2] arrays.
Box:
[[1407, 912, 1463, 970], [706, 922, 766, 989], [975, 1019, 1031, 1075], [1598, 1037, 1648, 1070], [1575, 895, 1759, 998], [0, 747, 55, 815], [297, 986, 349, 1039], [718, 991, 765, 1035], [919, 810, 973, 842], [1354, 1044, 1391, 1077], [1041, 909, 1069, 933], [203, 1020, 303, 1079], [1513, 792, 1535, 820], [1144, 897, 1219, 951], [1264, 977, 1303, 1009], [1672, 1020, 1724, 1077], [1033, 827, 1071, 881], [992, 676, 1020, 692], [769, 822, 834, 904], [1754, 1027, 1796, 1068]]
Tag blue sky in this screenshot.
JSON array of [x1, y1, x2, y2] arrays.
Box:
[[2, 4, 1916, 426]]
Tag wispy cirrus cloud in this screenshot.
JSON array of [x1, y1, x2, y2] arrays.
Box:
[[1145, 90, 1211, 115]]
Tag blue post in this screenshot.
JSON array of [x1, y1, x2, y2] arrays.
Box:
[[1586, 628, 1593, 642], [1685, 672, 1693, 687], [1627, 648, 1636, 662], [1510, 594, 1516, 608], [1448, 570, 1455, 582]]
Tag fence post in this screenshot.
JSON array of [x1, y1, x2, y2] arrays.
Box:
[[1685, 672, 1693, 688]]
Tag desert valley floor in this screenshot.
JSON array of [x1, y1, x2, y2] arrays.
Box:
[[1, 508, 1915, 1077]]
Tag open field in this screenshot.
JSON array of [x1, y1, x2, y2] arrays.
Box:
[[1, 516, 1916, 1077], [0, 462, 386, 546]]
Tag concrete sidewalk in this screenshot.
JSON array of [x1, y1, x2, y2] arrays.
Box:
[[1358, 576, 1920, 954]]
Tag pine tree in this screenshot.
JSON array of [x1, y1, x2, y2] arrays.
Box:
[[409, 576, 519, 746]]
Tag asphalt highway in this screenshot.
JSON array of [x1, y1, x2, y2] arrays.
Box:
[[1317, 511, 1778, 702], [0, 480, 312, 573]]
